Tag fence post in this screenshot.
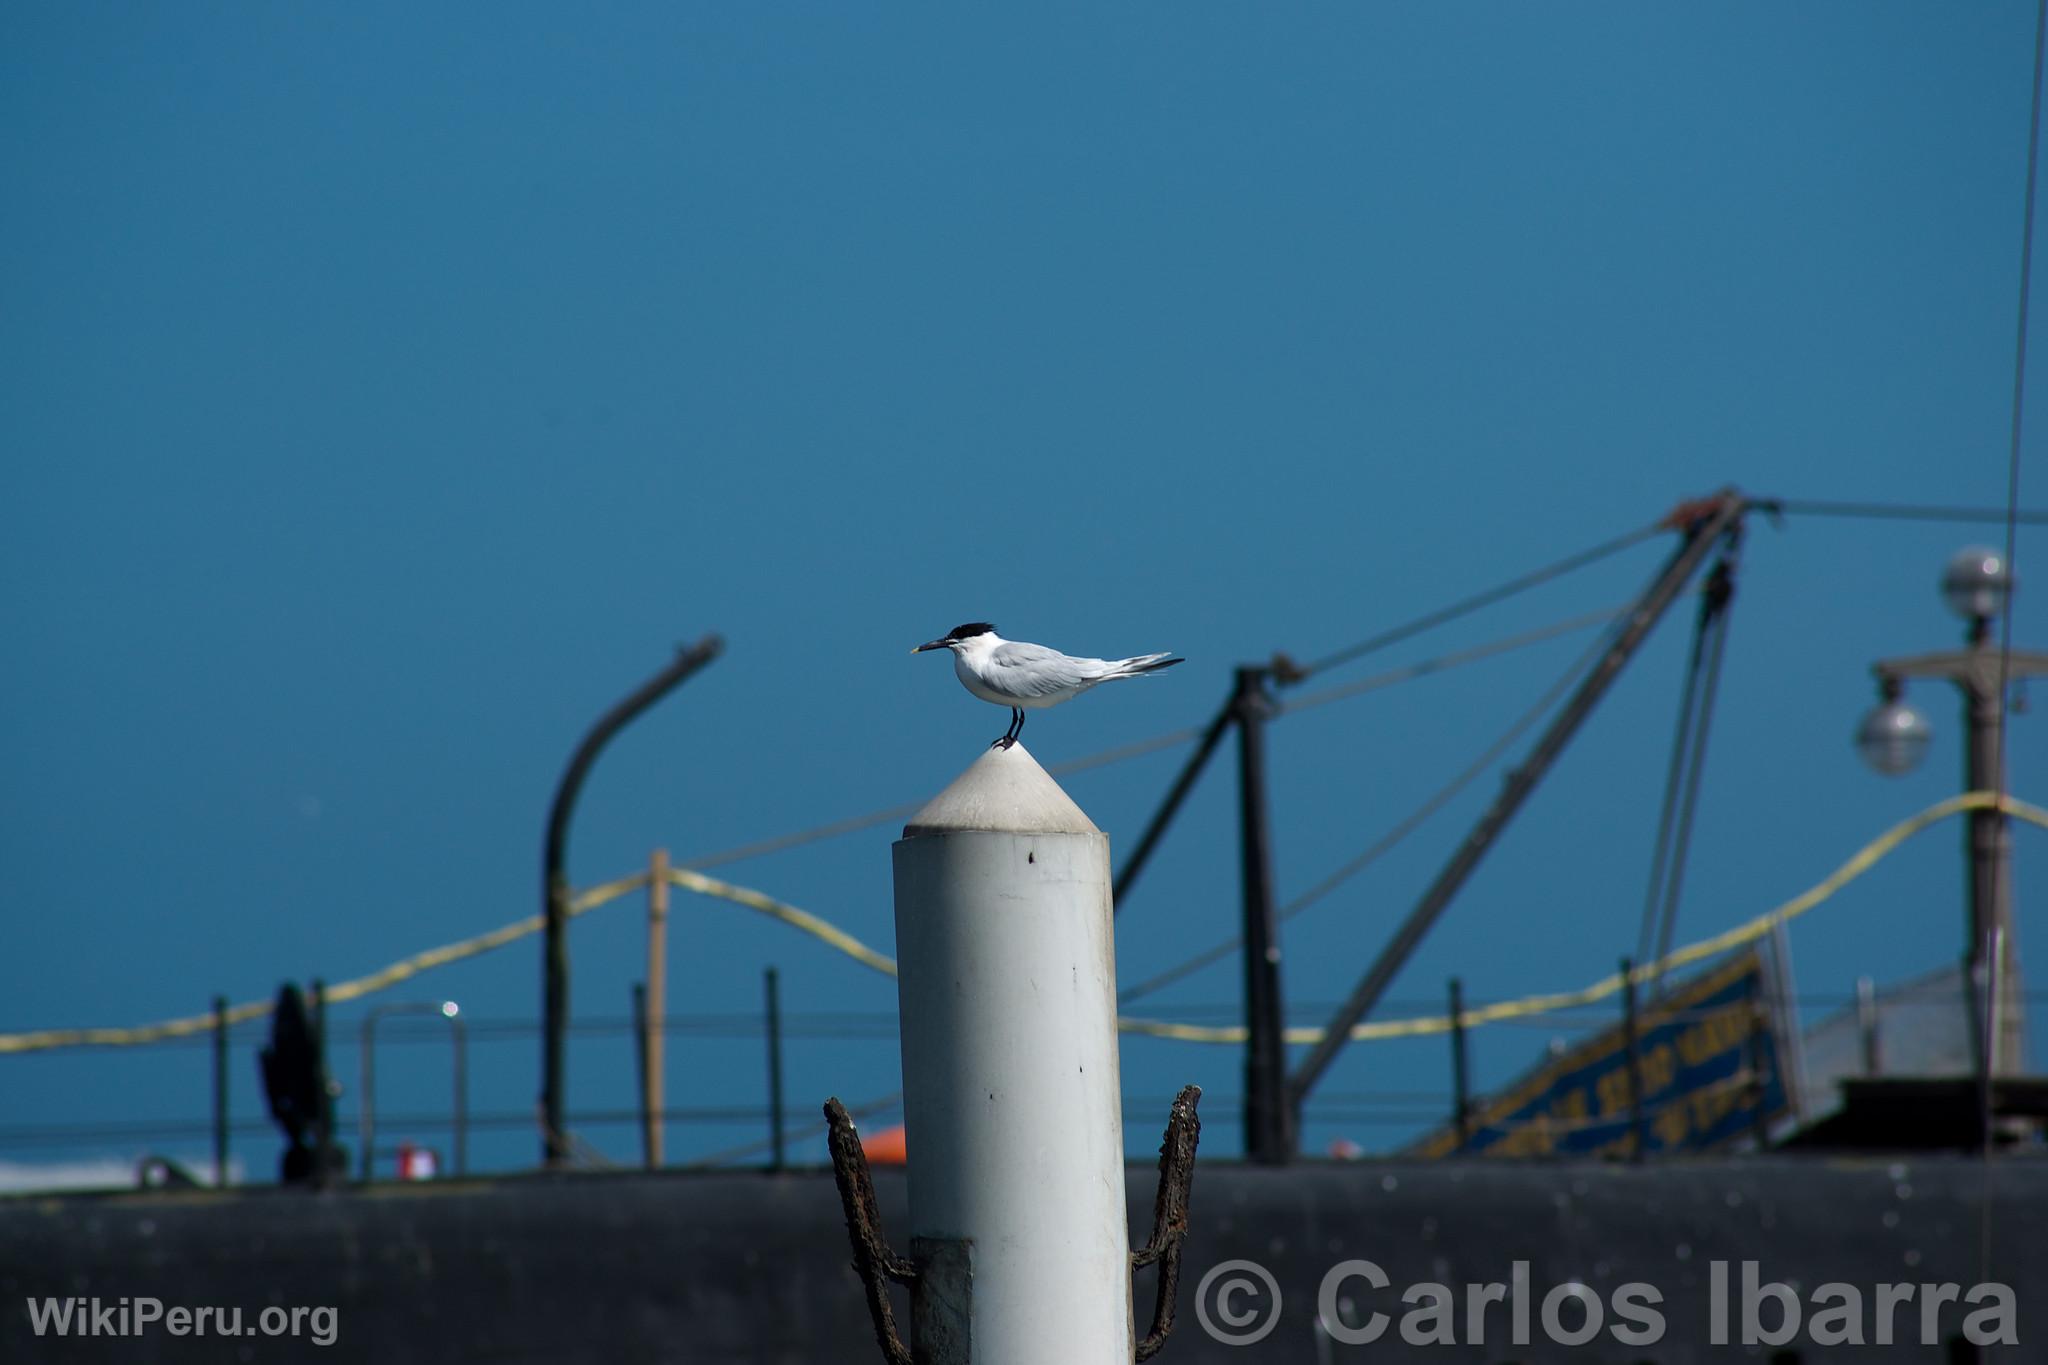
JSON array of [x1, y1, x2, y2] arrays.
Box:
[[633, 982, 653, 1168], [765, 967, 785, 1172], [646, 848, 670, 1168], [1449, 977, 1471, 1153], [310, 978, 337, 1186], [212, 995, 229, 1187]]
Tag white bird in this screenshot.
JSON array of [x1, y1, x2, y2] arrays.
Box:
[[913, 622, 1184, 749]]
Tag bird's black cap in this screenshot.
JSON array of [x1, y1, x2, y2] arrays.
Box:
[[945, 622, 995, 640]]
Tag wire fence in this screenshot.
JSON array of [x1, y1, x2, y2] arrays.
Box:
[[11, 983, 2041, 1163]]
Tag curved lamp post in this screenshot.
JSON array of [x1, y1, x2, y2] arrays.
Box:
[[541, 636, 724, 1167]]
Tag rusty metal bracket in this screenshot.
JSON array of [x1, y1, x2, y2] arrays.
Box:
[[827, 1086, 1201, 1364], [825, 1097, 917, 1365], [1132, 1084, 1203, 1362]]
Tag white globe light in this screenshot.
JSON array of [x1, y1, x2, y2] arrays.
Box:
[[1941, 546, 2015, 623], [1856, 699, 1932, 776]]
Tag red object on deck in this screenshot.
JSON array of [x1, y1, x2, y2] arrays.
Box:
[[860, 1125, 907, 1165], [395, 1143, 440, 1180]]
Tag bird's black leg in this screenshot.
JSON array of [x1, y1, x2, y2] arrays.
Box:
[[994, 708, 1024, 750]]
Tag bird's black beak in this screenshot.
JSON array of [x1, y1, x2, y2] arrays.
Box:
[[912, 638, 949, 654]]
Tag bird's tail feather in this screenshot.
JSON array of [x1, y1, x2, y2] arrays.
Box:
[[1110, 652, 1184, 677]]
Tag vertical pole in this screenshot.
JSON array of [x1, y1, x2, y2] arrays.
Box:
[[543, 874, 570, 1168], [1620, 958, 1644, 1162], [1856, 976, 1882, 1076], [311, 979, 336, 1187], [358, 1010, 377, 1183], [1234, 666, 1293, 1163], [892, 745, 1131, 1364], [1971, 953, 1992, 1149], [1980, 927, 2006, 1151], [450, 1010, 467, 1177], [764, 967, 786, 1172], [647, 848, 670, 1168], [632, 982, 652, 1168], [1963, 662, 2024, 1073], [1963, 948, 1988, 1080], [212, 996, 230, 1187], [1448, 978, 1471, 1153]]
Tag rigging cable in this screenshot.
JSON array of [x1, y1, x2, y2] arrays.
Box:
[[1633, 530, 1742, 985], [680, 601, 1635, 873], [1758, 498, 2047, 526], [685, 520, 1670, 876], [1996, 0, 2046, 859], [1275, 606, 1620, 719], [1984, 0, 2046, 1293], [1118, 615, 1624, 1006], [1652, 555, 1736, 975], [681, 726, 1206, 870], [1288, 520, 1663, 682]]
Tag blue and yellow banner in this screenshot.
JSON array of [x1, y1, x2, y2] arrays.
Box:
[[1411, 950, 1791, 1158]]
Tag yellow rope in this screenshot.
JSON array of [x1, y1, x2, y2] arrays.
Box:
[[0, 998, 279, 1054], [667, 867, 901, 978], [3, 792, 2039, 1056], [1116, 792, 2048, 1044], [0, 873, 652, 1055]]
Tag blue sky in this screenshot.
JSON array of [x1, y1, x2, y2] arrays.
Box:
[[3, 3, 2043, 1176]]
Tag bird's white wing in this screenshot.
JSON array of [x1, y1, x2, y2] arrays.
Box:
[[985, 641, 1105, 698]]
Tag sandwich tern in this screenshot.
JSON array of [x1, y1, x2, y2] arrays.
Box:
[[913, 622, 1184, 749]]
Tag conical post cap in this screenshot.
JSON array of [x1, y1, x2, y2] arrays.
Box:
[[902, 743, 1102, 838]]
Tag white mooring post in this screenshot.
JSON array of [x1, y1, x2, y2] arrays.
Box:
[[892, 742, 1131, 1364]]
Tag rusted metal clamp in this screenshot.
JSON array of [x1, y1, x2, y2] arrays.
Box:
[[825, 1098, 918, 1365], [825, 1085, 1204, 1365], [1132, 1084, 1203, 1361]]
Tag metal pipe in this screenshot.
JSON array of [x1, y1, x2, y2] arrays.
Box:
[[1287, 494, 1745, 1114], [892, 745, 1131, 1363], [542, 635, 723, 1167]]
